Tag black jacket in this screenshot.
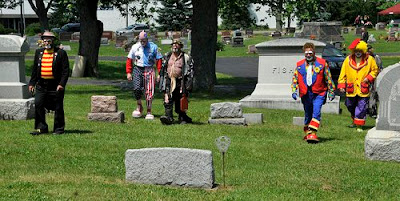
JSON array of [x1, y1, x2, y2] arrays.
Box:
[[29, 47, 69, 87]]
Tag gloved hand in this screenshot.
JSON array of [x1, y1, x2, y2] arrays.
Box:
[[292, 93, 297, 100], [328, 93, 335, 101]]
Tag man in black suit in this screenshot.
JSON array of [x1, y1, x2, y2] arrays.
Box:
[[29, 31, 69, 135], [361, 27, 369, 43]]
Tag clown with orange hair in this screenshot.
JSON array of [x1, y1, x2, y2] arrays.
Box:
[[338, 38, 379, 132]]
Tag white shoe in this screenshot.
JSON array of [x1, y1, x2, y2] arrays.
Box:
[[132, 109, 142, 118], [145, 113, 154, 120]]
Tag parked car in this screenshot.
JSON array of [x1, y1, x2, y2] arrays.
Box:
[[116, 24, 150, 35], [51, 23, 80, 34], [322, 44, 346, 84]]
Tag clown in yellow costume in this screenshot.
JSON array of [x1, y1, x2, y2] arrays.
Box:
[[337, 38, 379, 131]]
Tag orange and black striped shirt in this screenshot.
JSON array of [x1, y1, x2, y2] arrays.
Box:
[[41, 49, 54, 79]]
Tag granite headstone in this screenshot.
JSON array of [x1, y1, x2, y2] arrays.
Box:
[[0, 35, 34, 120], [365, 62, 400, 162], [239, 38, 341, 114]]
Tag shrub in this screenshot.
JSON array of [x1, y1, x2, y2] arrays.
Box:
[[0, 24, 17, 34], [25, 23, 41, 36], [216, 40, 225, 51]]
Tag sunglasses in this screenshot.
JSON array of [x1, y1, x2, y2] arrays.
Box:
[[43, 39, 52, 42]]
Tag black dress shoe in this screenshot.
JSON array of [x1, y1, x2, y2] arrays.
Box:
[[30, 129, 48, 135], [160, 116, 173, 125]]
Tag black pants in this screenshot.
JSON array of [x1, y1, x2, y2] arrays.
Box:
[[164, 78, 186, 118], [34, 79, 65, 133]]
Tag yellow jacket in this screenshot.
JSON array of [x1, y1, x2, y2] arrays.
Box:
[[337, 55, 379, 97]]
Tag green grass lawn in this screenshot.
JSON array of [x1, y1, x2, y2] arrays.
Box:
[[2, 82, 400, 200]]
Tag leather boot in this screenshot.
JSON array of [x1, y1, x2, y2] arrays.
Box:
[[160, 103, 174, 125]]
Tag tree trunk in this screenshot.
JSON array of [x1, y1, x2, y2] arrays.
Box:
[[275, 0, 283, 32], [78, 0, 103, 77], [191, 0, 217, 92], [37, 12, 49, 32], [27, 0, 51, 32]]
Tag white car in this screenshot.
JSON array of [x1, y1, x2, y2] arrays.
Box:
[[116, 24, 150, 35]]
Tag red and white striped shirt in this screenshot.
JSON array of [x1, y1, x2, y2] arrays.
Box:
[[41, 49, 54, 79]]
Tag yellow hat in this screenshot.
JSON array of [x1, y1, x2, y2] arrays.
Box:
[[354, 40, 368, 53]]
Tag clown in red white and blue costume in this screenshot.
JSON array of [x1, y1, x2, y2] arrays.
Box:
[[291, 42, 336, 143]]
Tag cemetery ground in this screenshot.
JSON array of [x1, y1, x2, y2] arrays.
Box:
[[2, 73, 400, 199]]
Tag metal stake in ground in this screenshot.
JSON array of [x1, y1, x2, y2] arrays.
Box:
[[215, 136, 231, 187]]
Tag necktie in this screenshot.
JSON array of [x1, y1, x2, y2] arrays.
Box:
[[306, 63, 313, 86]]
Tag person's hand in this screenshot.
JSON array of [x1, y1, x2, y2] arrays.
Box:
[[127, 73, 132, 81], [339, 88, 345, 93], [28, 85, 34, 93], [156, 75, 160, 83], [56, 85, 64, 91], [328, 93, 335, 101], [164, 93, 169, 104], [292, 93, 297, 100], [363, 78, 369, 83]]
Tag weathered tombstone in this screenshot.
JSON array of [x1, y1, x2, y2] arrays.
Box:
[[245, 29, 253, 37], [271, 31, 282, 38], [239, 38, 341, 114], [355, 27, 362, 35], [342, 27, 349, 34], [232, 30, 244, 47], [100, 37, 109, 45], [115, 35, 127, 48], [71, 55, 86, 77], [102, 31, 113, 40], [70, 32, 80, 42], [221, 31, 231, 44], [293, 117, 305, 126], [299, 21, 344, 46], [125, 148, 215, 189], [247, 45, 257, 54], [243, 113, 263, 124], [87, 95, 124, 123], [27, 35, 41, 49], [375, 22, 386, 31], [59, 32, 73, 41], [208, 102, 246, 125], [0, 35, 34, 120], [161, 39, 173, 45], [365, 62, 400, 162]]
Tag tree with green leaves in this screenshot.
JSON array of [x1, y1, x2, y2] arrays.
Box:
[[49, 0, 79, 29], [219, 0, 255, 30], [0, 0, 19, 8], [156, 0, 193, 31]]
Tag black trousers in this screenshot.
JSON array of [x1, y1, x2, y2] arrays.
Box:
[[164, 78, 186, 118], [34, 79, 65, 133]]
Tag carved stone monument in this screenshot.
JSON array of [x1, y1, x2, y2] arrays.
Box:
[[365, 62, 400, 162], [208, 102, 246, 125], [299, 21, 344, 48], [240, 38, 341, 114], [0, 35, 34, 120]]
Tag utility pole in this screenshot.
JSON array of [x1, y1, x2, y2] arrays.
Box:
[[19, 0, 25, 37], [126, 4, 129, 27]]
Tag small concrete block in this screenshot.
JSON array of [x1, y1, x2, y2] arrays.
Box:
[[88, 111, 124, 123], [125, 148, 215, 189], [91, 95, 117, 113], [208, 117, 246, 125], [243, 113, 263, 124], [293, 117, 305, 126], [365, 127, 400, 162], [210, 102, 243, 119]]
